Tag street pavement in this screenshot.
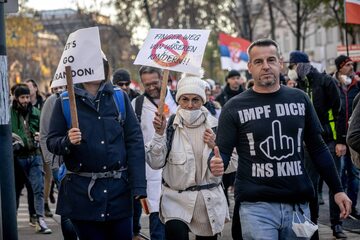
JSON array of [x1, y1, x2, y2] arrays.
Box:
[[17, 185, 360, 239]]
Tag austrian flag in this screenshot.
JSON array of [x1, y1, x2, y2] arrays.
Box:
[[345, 0, 360, 25]]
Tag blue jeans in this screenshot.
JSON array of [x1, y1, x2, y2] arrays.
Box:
[[17, 155, 45, 217], [341, 154, 359, 208], [150, 212, 166, 240], [239, 202, 311, 240]]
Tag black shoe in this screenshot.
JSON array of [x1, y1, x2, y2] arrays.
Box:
[[49, 194, 56, 204], [332, 225, 347, 239], [29, 214, 37, 227], [44, 203, 53, 218], [349, 208, 360, 220]]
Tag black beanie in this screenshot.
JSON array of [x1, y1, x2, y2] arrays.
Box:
[[335, 55, 352, 71], [112, 69, 131, 85], [226, 70, 241, 81], [289, 50, 309, 64], [14, 85, 30, 98]]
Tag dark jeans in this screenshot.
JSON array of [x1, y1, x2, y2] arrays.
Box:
[[53, 168, 78, 240], [150, 212, 166, 240], [14, 157, 36, 216], [341, 154, 360, 208], [133, 198, 142, 235], [165, 219, 217, 240], [61, 217, 78, 240], [71, 217, 132, 240], [231, 199, 243, 240], [223, 172, 235, 205], [303, 148, 320, 240]]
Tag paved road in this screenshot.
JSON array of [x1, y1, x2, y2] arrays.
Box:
[[17, 185, 360, 239]]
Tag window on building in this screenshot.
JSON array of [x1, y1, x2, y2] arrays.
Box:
[[315, 30, 322, 46], [284, 32, 290, 52], [326, 28, 333, 44]]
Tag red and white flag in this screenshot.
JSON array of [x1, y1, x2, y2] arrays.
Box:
[[345, 0, 360, 25]]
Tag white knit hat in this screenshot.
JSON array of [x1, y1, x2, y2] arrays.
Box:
[[175, 76, 207, 103]]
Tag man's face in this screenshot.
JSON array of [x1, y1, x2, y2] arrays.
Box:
[[247, 45, 283, 88], [25, 82, 36, 97], [141, 72, 161, 99], [17, 94, 30, 108], [339, 61, 354, 77], [51, 86, 65, 94], [227, 75, 242, 91], [115, 81, 130, 93]]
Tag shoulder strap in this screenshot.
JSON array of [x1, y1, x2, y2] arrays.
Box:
[[113, 88, 126, 125], [60, 91, 71, 129], [135, 95, 145, 122], [169, 89, 177, 102], [166, 114, 176, 159]]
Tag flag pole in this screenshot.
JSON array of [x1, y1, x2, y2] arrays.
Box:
[[345, 24, 350, 57]]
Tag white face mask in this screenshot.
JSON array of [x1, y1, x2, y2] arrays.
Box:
[[341, 75, 352, 85], [178, 108, 204, 125], [288, 69, 298, 81], [292, 211, 318, 238]]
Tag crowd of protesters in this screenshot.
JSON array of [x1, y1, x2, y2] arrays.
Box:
[[10, 38, 360, 240]]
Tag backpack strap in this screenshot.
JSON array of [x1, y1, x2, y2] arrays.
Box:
[[166, 114, 176, 159], [134, 95, 145, 123], [113, 88, 126, 125], [60, 91, 71, 129], [169, 89, 177, 102]]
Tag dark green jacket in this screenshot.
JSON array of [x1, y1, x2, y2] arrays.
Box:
[[11, 105, 41, 154]]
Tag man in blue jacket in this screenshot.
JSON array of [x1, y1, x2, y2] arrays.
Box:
[[47, 58, 146, 240]]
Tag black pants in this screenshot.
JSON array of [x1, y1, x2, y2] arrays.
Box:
[[71, 217, 132, 240], [165, 219, 217, 240]]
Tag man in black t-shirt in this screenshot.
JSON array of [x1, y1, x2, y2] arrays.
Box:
[[209, 39, 351, 240]]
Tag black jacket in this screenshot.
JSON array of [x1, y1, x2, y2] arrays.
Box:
[[297, 67, 340, 143], [336, 79, 360, 144], [347, 93, 360, 153], [215, 84, 243, 107]]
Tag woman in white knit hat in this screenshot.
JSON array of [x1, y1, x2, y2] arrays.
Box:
[[146, 75, 230, 240]]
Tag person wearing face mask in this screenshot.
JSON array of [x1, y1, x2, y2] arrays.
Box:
[[288, 50, 342, 239], [334, 55, 360, 222], [146, 76, 230, 240]]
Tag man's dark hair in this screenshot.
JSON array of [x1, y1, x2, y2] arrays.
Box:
[[138, 66, 161, 80], [247, 39, 281, 59], [25, 78, 38, 88]]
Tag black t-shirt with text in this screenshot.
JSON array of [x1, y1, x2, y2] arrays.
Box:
[[216, 86, 322, 203]]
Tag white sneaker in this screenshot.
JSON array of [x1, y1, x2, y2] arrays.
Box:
[[35, 217, 52, 234]]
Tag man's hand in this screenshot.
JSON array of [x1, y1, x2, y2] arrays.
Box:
[[68, 128, 82, 145], [335, 144, 347, 157], [203, 129, 216, 149], [334, 192, 352, 219], [210, 146, 224, 176]]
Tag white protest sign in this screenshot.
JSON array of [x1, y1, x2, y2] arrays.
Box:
[[134, 29, 211, 76], [51, 27, 104, 88]]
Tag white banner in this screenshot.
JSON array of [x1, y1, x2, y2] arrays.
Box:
[[134, 29, 210, 76], [51, 27, 104, 88]]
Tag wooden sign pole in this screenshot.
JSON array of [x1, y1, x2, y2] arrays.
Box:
[[65, 66, 79, 128], [157, 69, 170, 115]]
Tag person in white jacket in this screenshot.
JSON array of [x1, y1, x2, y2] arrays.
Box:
[[132, 66, 177, 240], [146, 75, 229, 240]]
